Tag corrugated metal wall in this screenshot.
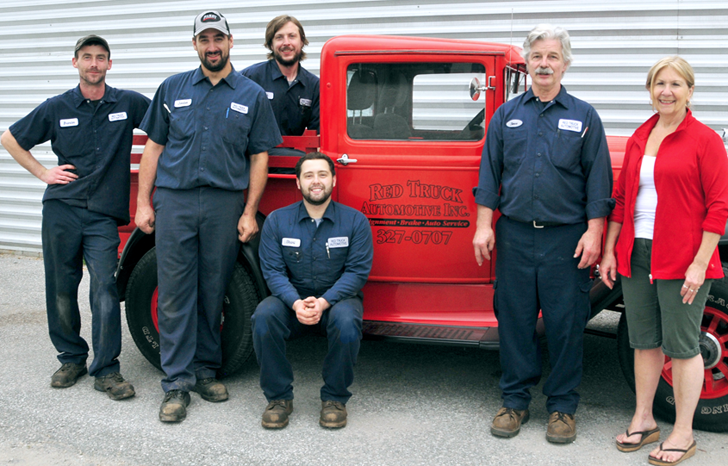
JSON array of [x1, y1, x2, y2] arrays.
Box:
[[1, 0, 727, 253]]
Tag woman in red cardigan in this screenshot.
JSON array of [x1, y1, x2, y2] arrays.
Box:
[[600, 57, 728, 466]]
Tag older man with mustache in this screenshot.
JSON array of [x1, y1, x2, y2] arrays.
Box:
[[473, 24, 614, 443]]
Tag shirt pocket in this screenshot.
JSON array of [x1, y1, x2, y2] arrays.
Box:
[[503, 128, 528, 173], [551, 130, 584, 171], [222, 110, 252, 147], [168, 106, 195, 141]]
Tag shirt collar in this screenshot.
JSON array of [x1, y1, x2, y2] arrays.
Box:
[[295, 200, 337, 223], [192, 65, 240, 89], [524, 85, 571, 110], [71, 84, 117, 108], [268, 59, 306, 87]]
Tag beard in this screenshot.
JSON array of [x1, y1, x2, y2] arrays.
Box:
[[302, 184, 332, 206], [80, 69, 105, 86], [274, 47, 302, 67], [200, 50, 229, 73]]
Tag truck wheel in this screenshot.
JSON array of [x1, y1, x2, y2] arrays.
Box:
[[124, 247, 262, 377], [617, 270, 728, 433]]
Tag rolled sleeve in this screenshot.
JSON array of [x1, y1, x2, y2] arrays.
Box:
[[139, 83, 170, 146], [581, 108, 615, 220], [699, 133, 728, 235], [473, 109, 504, 210]]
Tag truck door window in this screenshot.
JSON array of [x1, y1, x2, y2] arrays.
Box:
[[347, 62, 486, 141], [505, 64, 528, 101]]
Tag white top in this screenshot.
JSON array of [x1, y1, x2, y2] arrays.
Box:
[[634, 155, 658, 240]]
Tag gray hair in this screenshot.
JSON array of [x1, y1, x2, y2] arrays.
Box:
[[521, 24, 573, 66]]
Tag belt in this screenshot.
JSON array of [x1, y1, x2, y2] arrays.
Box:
[[505, 216, 565, 228]]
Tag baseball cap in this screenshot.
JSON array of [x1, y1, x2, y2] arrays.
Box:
[[74, 35, 110, 56], [193, 10, 231, 37]]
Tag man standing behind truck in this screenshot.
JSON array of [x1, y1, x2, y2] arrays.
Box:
[[1, 35, 150, 399], [472, 25, 613, 443], [242, 15, 319, 138], [135, 10, 281, 423]]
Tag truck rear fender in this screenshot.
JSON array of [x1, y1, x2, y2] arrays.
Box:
[[239, 212, 270, 299]]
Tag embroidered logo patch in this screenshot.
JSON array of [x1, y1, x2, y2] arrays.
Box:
[[558, 119, 583, 132], [282, 238, 301, 247], [266, 92, 274, 100], [327, 237, 349, 248], [299, 98, 312, 107], [108, 112, 127, 122], [230, 102, 248, 114], [59, 118, 79, 127], [174, 99, 192, 108], [506, 119, 523, 128]]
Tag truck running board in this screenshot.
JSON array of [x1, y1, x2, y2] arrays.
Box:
[[362, 321, 500, 349]]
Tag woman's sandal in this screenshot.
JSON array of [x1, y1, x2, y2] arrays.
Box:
[[648, 441, 697, 466], [615, 426, 660, 452]]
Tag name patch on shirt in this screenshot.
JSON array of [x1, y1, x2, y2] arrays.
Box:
[[300, 98, 312, 107], [266, 92, 274, 100], [558, 119, 583, 133], [282, 238, 301, 247], [506, 119, 523, 128], [327, 237, 349, 248], [59, 118, 78, 128], [108, 112, 127, 122], [174, 99, 192, 108], [230, 102, 248, 114]]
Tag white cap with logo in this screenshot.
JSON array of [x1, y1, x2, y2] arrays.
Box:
[[193, 10, 231, 37]]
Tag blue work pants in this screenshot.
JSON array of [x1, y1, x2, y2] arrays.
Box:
[[41, 200, 122, 377], [153, 187, 244, 392], [494, 216, 592, 414], [252, 295, 363, 404]]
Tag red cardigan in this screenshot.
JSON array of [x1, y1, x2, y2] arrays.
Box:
[[611, 110, 728, 280]]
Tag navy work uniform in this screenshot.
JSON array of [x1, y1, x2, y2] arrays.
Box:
[[8, 85, 150, 377], [253, 201, 373, 404], [140, 67, 281, 393], [474, 86, 614, 415], [242, 59, 320, 136]]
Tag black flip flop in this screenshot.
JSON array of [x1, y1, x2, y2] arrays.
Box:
[[616, 426, 660, 452], [648, 440, 697, 466]]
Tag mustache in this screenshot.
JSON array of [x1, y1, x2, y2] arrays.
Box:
[[535, 67, 554, 75]]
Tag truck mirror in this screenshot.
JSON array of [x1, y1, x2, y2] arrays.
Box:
[[470, 77, 484, 101]]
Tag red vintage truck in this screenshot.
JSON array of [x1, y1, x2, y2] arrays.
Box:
[[115, 35, 728, 432]]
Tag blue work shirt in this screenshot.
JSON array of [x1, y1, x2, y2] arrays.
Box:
[[141, 66, 282, 190], [9, 85, 150, 224], [474, 86, 614, 224], [259, 201, 373, 309], [242, 60, 320, 136]]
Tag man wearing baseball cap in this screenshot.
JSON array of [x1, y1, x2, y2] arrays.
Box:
[[1, 35, 150, 398], [136, 10, 282, 422]]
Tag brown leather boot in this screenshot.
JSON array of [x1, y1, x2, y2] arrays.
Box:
[[546, 411, 576, 444], [491, 407, 530, 438]]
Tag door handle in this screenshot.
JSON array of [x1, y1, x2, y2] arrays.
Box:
[[336, 154, 358, 166]]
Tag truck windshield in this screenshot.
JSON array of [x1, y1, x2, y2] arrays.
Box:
[[347, 62, 486, 141]]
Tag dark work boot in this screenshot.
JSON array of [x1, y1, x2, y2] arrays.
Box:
[[51, 362, 88, 388], [159, 390, 191, 423], [319, 400, 347, 429], [193, 378, 228, 402], [94, 372, 135, 400], [261, 399, 293, 429]]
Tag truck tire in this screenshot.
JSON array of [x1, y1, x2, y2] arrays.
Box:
[[124, 247, 262, 377], [617, 270, 728, 432]]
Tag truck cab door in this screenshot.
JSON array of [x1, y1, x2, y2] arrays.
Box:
[[331, 58, 497, 325]]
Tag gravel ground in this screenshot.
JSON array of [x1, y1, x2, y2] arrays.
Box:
[[0, 252, 726, 466]]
